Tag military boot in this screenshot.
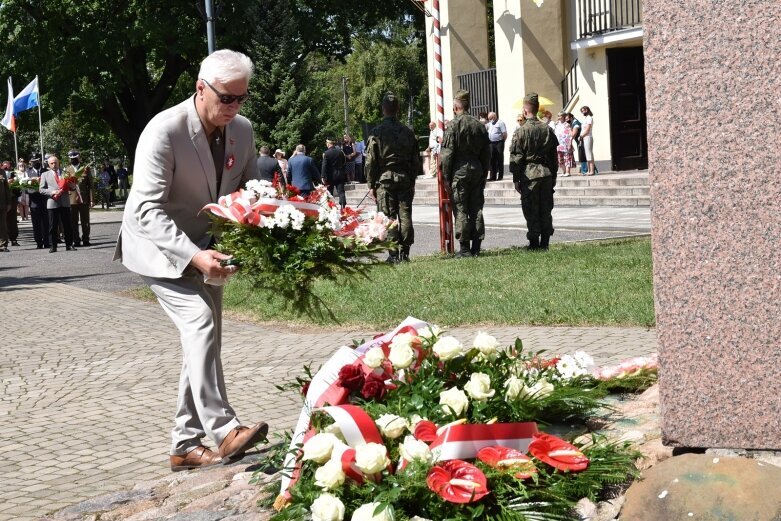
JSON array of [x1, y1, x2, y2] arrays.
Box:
[[455, 241, 472, 258], [385, 249, 400, 264], [400, 246, 411, 263], [539, 235, 550, 250], [470, 239, 482, 257], [526, 236, 540, 251]]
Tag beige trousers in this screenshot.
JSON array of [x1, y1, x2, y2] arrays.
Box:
[[143, 272, 241, 455]]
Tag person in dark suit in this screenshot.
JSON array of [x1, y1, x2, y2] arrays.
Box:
[[256, 146, 283, 186], [286, 144, 320, 196], [26, 156, 50, 249], [321, 138, 346, 208]]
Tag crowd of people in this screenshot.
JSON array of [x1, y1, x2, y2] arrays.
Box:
[[256, 134, 367, 210], [0, 151, 129, 252]]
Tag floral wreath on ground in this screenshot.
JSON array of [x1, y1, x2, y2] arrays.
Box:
[[256, 318, 658, 521], [201, 176, 396, 312]]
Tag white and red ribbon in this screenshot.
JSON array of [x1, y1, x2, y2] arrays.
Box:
[[429, 422, 539, 462]]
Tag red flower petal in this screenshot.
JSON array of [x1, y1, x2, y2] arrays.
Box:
[[528, 433, 589, 472], [476, 446, 538, 479], [414, 421, 439, 443], [426, 460, 489, 503]]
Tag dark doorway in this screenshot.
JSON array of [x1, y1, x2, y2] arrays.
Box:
[[607, 47, 648, 170]]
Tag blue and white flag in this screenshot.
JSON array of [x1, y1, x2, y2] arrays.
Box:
[[12, 76, 39, 114]]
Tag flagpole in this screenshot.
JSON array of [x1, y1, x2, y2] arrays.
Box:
[[36, 76, 44, 162], [10, 78, 18, 163]]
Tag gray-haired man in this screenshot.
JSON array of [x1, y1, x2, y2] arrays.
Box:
[[115, 49, 266, 471]]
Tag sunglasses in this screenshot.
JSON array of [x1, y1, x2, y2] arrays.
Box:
[[201, 78, 250, 105]]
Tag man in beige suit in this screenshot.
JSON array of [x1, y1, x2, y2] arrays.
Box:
[[115, 50, 266, 471]]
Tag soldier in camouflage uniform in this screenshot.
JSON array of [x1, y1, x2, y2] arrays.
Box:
[[365, 92, 421, 263], [440, 89, 490, 257], [509, 93, 559, 250]]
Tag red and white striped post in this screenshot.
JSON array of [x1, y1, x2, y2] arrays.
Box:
[[431, 0, 455, 253]]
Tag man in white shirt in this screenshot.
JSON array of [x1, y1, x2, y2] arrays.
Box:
[[426, 121, 443, 178], [353, 138, 366, 183], [486, 112, 507, 181]]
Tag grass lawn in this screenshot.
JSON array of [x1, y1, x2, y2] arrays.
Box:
[[130, 237, 654, 329]]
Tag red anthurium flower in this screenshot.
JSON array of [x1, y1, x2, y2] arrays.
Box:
[[528, 433, 589, 472], [414, 420, 439, 443], [426, 460, 489, 503], [476, 446, 537, 479]]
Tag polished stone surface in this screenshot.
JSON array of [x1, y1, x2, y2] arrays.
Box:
[[646, 0, 781, 447]]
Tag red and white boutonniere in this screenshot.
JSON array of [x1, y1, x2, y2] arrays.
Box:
[[226, 154, 235, 169]]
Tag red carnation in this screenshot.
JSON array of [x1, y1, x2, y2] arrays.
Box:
[[337, 364, 365, 392], [360, 372, 387, 400], [301, 381, 311, 396]]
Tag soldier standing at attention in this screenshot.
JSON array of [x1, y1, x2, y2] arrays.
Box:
[[440, 89, 490, 257], [365, 92, 420, 263], [509, 93, 559, 250]]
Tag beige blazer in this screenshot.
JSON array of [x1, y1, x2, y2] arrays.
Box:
[[39, 169, 72, 209], [114, 95, 258, 278]]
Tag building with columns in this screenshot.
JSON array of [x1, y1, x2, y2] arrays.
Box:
[[425, 0, 646, 173]]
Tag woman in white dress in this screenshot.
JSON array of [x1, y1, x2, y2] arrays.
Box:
[[580, 106, 596, 176]]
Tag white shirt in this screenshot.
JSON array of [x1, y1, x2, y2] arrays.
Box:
[[428, 128, 443, 154], [487, 119, 507, 142], [582, 115, 593, 136], [353, 140, 365, 164]]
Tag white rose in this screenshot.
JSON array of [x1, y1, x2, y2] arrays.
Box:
[[521, 379, 554, 400], [399, 435, 432, 463], [388, 342, 416, 370], [463, 372, 496, 401], [375, 413, 408, 439], [363, 347, 386, 369], [314, 459, 346, 490], [311, 493, 345, 521], [330, 440, 350, 462], [473, 331, 500, 359], [408, 414, 425, 429], [323, 423, 346, 442], [433, 336, 464, 361], [351, 502, 393, 521], [390, 332, 417, 349], [303, 433, 340, 464], [418, 324, 442, 340], [410, 517, 433, 521], [439, 387, 469, 416], [354, 442, 390, 474], [504, 376, 525, 400]]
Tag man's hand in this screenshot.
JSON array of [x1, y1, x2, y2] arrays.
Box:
[[190, 250, 238, 279]]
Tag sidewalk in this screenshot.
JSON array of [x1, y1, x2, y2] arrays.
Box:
[[0, 283, 656, 520]]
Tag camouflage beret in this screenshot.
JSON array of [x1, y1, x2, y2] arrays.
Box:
[[454, 89, 470, 104], [524, 92, 539, 106]]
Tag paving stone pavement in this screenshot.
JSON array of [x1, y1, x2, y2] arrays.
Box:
[[0, 282, 657, 520]]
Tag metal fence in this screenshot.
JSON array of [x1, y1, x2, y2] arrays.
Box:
[[561, 59, 579, 108], [578, 0, 643, 39], [456, 68, 497, 117]]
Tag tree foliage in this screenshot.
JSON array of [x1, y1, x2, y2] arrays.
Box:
[[0, 0, 428, 165]]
